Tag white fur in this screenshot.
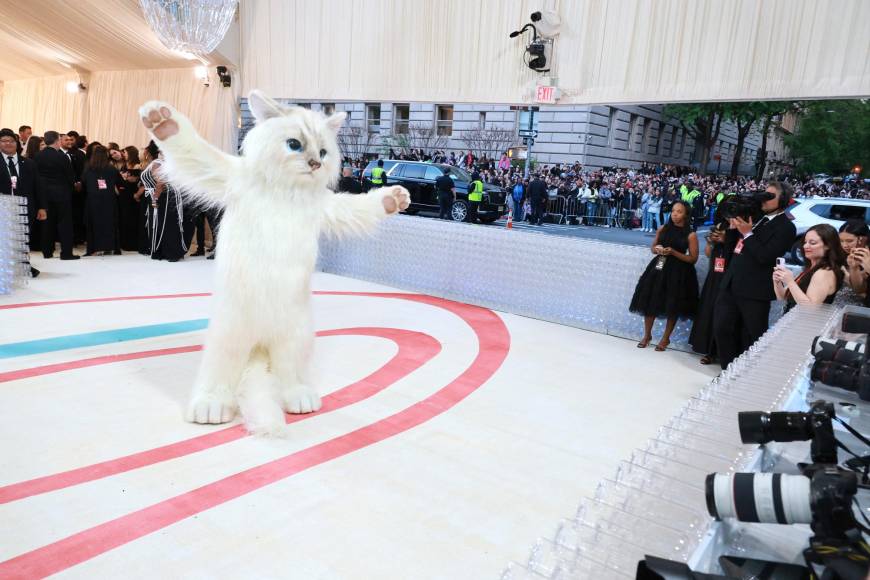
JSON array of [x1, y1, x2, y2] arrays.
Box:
[[138, 91, 409, 435]]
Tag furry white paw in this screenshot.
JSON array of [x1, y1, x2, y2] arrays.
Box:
[[139, 101, 181, 141], [186, 393, 238, 424], [281, 384, 322, 414], [380, 186, 410, 214]]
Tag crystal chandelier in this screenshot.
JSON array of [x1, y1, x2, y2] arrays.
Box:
[[139, 0, 238, 58]]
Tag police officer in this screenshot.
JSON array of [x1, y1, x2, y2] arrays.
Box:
[[435, 167, 455, 220], [527, 173, 548, 225], [467, 171, 484, 223], [371, 160, 386, 187]]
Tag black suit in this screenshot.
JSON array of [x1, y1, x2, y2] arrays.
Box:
[[34, 147, 76, 257], [63, 148, 86, 243], [713, 212, 796, 368], [1, 153, 42, 250], [527, 178, 548, 225]]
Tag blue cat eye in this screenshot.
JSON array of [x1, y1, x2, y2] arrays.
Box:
[[286, 138, 303, 152]]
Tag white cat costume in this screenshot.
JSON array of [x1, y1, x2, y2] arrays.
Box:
[[139, 92, 409, 435]]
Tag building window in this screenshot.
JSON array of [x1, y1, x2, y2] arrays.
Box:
[[607, 108, 617, 146], [322, 103, 335, 115], [479, 111, 486, 128], [393, 104, 410, 134], [678, 129, 686, 158], [642, 118, 651, 154], [667, 125, 677, 156], [297, 102, 311, 109], [436, 105, 453, 136], [653, 122, 663, 155], [519, 109, 540, 132], [627, 114, 637, 151], [366, 104, 381, 133]]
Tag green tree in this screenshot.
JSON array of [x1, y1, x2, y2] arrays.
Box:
[[663, 103, 724, 175], [785, 100, 870, 177], [752, 101, 800, 180]]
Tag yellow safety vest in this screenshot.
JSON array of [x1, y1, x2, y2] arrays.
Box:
[[468, 180, 484, 202], [716, 192, 725, 204], [371, 167, 385, 184]]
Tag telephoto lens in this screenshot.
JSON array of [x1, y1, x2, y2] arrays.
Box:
[[705, 472, 812, 524], [812, 336, 865, 361], [738, 401, 838, 465], [810, 361, 860, 390]]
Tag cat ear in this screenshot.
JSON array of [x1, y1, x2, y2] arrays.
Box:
[[249, 90, 285, 123], [324, 112, 347, 134]]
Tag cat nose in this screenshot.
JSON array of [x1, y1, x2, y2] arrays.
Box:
[[308, 159, 322, 171]]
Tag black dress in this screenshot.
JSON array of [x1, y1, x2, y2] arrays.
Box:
[[142, 162, 188, 262], [629, 223, 699, 318], [83, 166, 121, 254], [117, 167, 142, 252], [690, 230, 738, 355]]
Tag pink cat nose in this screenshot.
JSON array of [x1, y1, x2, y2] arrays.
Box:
[[308, 160, 322, 171]]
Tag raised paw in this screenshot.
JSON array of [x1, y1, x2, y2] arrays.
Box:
[[280, 384, 322, 414], [139, 102, 179, 141], [185, 392, 238, 424], [381, 186, 410, 215]]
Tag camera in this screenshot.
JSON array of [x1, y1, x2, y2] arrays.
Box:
[[810, 313, 870, 401], [718, 190, 773, 221], [706, 467, 859, 539], [738, 401, 838, 464]]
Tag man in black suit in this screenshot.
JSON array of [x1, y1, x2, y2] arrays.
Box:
[[338, 166, 362, 194], [62, 131, 86, 243], [0, 128, 44, 276], [34, 131, 79, 260], [435, 167, 455, 220], [713, 181, 796, 369], [527, 173, 548, 225]]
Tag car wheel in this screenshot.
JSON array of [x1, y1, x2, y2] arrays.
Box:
[[451, 201, 468, 222], [789, 236, 805, 265]]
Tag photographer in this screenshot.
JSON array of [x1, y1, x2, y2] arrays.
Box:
[[713, 181, 797, 369], [839, 220, 869, 296]]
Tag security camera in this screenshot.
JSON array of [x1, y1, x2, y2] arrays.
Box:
[[530, 10, 561, 38]]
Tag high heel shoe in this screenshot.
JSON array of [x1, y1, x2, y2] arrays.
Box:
[[655, 340, 670, 352], [637, 337, 651, 348]]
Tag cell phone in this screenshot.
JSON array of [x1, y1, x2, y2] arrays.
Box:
[[776, 257, 786, 267]]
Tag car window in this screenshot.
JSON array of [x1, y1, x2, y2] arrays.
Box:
[[830, 205, 866, 221], [809, 204, 831, 218], [403, 165, 426, 179], [448, 167, 471, 181], [424, 166, 443, 181]]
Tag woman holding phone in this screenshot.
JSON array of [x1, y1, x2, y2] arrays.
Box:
[[773, 224, 846, 312]]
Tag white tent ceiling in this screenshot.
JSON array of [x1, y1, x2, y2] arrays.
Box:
[[0, 0, 234, 82]]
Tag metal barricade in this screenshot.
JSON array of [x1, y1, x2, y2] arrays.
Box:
[[545, 196, 566, 224], [564, 196, 582, 225]]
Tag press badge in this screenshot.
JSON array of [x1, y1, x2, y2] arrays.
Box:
[[97, 179, 107, 189], [714, 257, 726, 272], [734, 239, 744, 254]]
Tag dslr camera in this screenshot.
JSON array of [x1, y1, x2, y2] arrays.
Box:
[[811, 312, 870, 401], [718, 190, 774, 221]]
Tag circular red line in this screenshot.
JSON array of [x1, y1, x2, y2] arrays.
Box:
[[0, 328, 440, 505], [0, 292, 510, 579]]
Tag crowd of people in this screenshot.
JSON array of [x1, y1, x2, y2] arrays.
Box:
[[0, 125, 219, 275]]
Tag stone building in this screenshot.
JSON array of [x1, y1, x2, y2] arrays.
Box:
[[240, 99, 764, 175]]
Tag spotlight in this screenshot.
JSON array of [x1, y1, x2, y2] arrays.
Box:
[[65, 81, 85, 93], [216, 65, 232, 88]]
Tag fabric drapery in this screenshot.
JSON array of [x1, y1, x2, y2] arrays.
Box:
[[0, 68, 239, 153]]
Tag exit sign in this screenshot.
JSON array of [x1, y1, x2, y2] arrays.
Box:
[[535, 85, 557, 104]]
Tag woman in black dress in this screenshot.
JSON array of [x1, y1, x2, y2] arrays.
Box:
[[138, 143, 158, 255], [82, 145, 121, 255], [141, 149, 188, 262], [630, 200, 699, 351], [689, 206, 738, 365], [117, 146, 143, 252]]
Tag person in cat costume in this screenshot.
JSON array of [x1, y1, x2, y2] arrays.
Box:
[[139, 92, 410, 435]]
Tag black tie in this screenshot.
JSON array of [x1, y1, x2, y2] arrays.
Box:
[[7, 156, 17, 178]]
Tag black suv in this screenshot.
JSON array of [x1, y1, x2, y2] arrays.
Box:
[[361, 160, 507, 223]]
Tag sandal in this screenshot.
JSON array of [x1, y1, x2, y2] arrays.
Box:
[[700, 355, 713, 365], [637, 337, 651, 348], [655, 340, 670, 352]]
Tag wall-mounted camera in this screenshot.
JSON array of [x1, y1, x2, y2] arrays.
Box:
[[509, 10, 559, 72]]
